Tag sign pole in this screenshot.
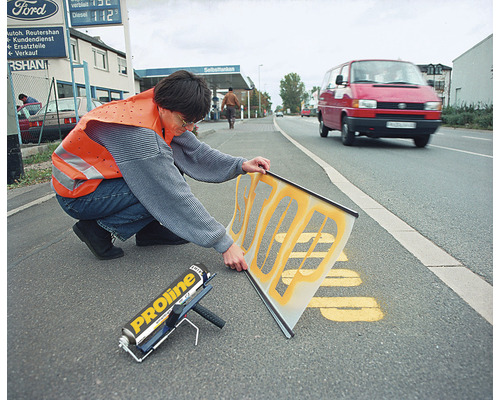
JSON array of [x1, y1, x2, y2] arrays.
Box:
[[121, 0, 135, 98], [63, 0, 80, 123]]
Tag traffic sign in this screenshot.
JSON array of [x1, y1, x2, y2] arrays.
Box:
[[7, 27, 66, 59], [68, 0, 122, 27]]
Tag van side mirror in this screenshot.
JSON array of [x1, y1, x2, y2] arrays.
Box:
[[335, 75, 344, 85]]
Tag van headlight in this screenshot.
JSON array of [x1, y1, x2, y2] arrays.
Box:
[[353, 99, 377, 108], [424, 101, 442, 111]]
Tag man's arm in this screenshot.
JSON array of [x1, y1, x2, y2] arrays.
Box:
[[171, 130, 247, 182], [86, 121, 234, 254]]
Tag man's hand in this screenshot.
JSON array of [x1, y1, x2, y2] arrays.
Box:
[[222, 243, 248, 272], [242, 157, 271, 174]]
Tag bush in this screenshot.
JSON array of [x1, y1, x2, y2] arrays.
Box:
[[442, 104, 493, 130]]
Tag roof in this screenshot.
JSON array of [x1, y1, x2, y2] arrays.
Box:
[[135, 65, 254, 91], [70, 27, 126, 58], [417, 64, 452, 73], [452, 33, 493, 62]]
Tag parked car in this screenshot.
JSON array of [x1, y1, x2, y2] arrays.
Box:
[[276, 111, 284, 117], [17, 102, 42, 143], [27, 97, 104, 143], [317, 59, 442, 147], [301, 108, 311, 117]]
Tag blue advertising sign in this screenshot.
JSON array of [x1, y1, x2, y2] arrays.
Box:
[[68, 0, 122, 26], [135, 65, 241, 78], [7, 27, 66, 59]]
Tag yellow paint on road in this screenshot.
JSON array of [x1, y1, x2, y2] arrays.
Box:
[[282, 268, 361, 287], [308, 297, 385, 322]]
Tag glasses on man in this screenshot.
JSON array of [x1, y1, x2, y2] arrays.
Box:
[[176, 113, 203, 128]]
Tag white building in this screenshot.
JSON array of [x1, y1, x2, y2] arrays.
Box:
[[449, 34, 493, 107], [418, 64, 452, 107], [9, 28, 138, 107]]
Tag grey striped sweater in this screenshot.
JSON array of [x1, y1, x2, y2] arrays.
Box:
[[85, 121, 246, 253]]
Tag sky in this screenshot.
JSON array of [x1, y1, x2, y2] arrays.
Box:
[[78, 0, 494, 108]]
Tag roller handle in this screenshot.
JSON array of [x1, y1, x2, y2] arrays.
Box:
[[192, 303, 226, 328], [165, 304, 184, 328]]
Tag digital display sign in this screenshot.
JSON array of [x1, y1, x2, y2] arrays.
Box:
[[68, 0, 122, 26]]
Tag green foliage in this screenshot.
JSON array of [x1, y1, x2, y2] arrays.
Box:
[[280, 72, 305, 113], [23, 143, 59, 165], [7, 143, 58, 189], [241, 89, 272, 117], [442, 104, 493, 130], [8, 168, 52, 189]]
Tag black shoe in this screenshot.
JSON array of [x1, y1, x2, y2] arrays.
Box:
[[73, 220, 124, 260], [136, 221, 189, 247]]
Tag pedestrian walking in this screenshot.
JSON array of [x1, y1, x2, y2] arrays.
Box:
[[221, 87, 240, 129]]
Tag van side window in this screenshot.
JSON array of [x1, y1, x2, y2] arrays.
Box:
[[327, 68, 340, 89], [321, 71, 331, 91], [339, 65, 349, 85]]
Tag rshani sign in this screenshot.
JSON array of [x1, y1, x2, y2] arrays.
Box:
[[227, 172, 358, 337]]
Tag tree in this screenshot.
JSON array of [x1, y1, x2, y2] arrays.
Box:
[[280, 72, 305, 113], [240, 89, 272, 117]]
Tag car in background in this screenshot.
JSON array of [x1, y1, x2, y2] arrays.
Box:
[[17, 102, 42, 143], [301, 108, 311, 117], [276, 111, 284, 117], [27, 97, 104, 143]]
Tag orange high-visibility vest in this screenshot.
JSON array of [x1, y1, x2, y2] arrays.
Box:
[[52, 88, 173, 198]]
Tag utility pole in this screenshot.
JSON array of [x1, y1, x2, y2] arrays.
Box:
[[258, 64, 263, 117]]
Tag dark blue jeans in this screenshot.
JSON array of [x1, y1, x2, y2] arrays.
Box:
[[56, 178, 154, 241]]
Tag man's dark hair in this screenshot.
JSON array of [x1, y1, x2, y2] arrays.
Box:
[[18, 94, 27, 100], [154, 70, 211, 122], [228, 87, 233, 91]]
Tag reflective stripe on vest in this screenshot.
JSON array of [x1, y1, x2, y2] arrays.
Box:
[[51, 88, 173, 198], [52, 144, 105, 192]]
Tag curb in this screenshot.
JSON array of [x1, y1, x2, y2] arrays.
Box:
[[21, 143, 57, 158], [19, 126, 220, 158]]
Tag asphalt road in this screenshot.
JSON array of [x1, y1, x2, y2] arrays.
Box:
[[277, 116, 493, 284], [7, 117, 492, 399]]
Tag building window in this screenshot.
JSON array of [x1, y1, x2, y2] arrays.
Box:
[[96, 89, 110, 102], [110, 91, 122, 100], [118, 57, 127, 75], [78, 86, 88, 97], [93, 48, 108, 70], [427, 64, 442, 75], [434, 81, 445, 91], [57, 82, 74, 98], [70, 38, 79, 63]]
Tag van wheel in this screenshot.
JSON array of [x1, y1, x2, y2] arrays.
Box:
[[341, 117, 355, 146], [319, 117, 329, 137], [414, 134, 430, 148]]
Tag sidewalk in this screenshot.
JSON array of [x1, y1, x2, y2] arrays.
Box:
[[18, 118, 248, 158], [6, 116, 285, 399]]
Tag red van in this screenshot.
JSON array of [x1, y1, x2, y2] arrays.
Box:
[[317, 59, 442, 147]]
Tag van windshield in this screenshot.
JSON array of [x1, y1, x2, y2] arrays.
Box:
[[351, 61, 426, 85]]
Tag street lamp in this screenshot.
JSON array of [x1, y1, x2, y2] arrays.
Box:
[[258, 64, 263, 117]]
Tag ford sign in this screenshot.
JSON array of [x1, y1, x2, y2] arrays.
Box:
[[7, 0, 59, 21]]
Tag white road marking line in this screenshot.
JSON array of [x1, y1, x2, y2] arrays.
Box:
[[462, 136, 492, 141], [429, 144, 492, 158], [274, 118, 492, 324], [428, 267, 492, 324], [7, 193, 55, 217]]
